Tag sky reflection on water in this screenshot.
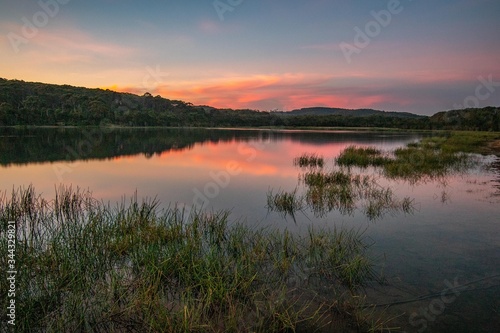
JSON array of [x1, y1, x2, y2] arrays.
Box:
[[1, 128, 499, 331]]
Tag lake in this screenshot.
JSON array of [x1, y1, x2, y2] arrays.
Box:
[[1, 127, 499, 332]]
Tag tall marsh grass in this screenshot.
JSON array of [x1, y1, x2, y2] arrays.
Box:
[[336, 139, 479, 184], [293, 153, 325, 168], [266, 188, 303, 221], [0, 185, 382, 332], [268, 168, 414, 221], [335, 146, 388, 168], [272, 134, 487, 221]]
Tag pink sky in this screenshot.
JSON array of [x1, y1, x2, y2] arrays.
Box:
[[1, 0, 499, 114]]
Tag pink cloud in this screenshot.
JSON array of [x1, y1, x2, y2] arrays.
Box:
[[102, 72, 437, 111], [1, 22, 137, 64]]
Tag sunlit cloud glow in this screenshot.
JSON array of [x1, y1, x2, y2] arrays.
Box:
[[1, 1, 499, 114]]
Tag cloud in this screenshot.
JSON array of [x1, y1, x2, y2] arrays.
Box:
[[147, 73, 336, 110], [147, 73, 431, 111], [101, 71, 469, 113], [1, 22, 138, 64]]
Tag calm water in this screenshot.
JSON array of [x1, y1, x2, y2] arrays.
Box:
[[1, 127, 499, 332]]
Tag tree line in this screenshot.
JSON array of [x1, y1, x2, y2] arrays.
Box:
[[0, 78, 498, 131]]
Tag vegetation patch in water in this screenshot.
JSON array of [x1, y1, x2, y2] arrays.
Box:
[[293, 153, 325, 168], [335, 146, 388, 168], [383, 145, 472, 182], [336, 134, 487, 183], [268, 166, 414, 221], [272, 133, 493, 220], [266, 188, 304, 219]]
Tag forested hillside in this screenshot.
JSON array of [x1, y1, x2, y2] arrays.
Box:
[[430, 107, 500, 131], [0, 78, 498, 131], [283, 107, 422, 118]]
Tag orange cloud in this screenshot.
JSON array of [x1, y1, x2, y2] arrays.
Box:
[[145, 73, 335, 110], [90, 71, 449, 112], [102, 72, 414, 111]]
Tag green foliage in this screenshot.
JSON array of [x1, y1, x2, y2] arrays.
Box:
[[425, 131, 500, 155], [336, 135, 487, 184], [268, 161, 414, 221], [1, 78, 498, 131], [429, 107, 500, 131], [0, 186, 379, 332], [266, 188, 304, 220], [293, 153, 325, 168], [0, 78, 281, 127], [268, 132, 491, 221], [336, 146, 388, 168]]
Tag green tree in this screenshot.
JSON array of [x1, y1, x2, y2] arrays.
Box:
[[21, 96, 42, 124], [493, 109, 500, 132], [0, 102, 14, 125], [88, 100, 108, 125]]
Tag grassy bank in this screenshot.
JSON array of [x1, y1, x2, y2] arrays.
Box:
[[430, 131, 500, 155], [0, 186, 390, 332]]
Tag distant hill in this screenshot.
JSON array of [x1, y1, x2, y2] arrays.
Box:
[[430, 107, 500, 131], [282, 107, 424, 119]]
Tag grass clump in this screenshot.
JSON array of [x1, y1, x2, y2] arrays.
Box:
[[0, 185, 382, 332], [268, 167, 414, 221], [383, 144, 472, 183], [335, 134, 488, 184], [303, 169, 413, 220], [266, 188, 303, 220], [294, 153, 325, 168], [336, 146, 389, 168], [425, 131, 500, 155], [306, 227, 376, 290]]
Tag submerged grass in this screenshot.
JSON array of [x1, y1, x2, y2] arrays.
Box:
[[335, 146, 388, 168], [272, 132, 497, 221], [294, 153, 325, 168], [336, 131, 495, 183], [383, 144, 472, 183], [268, 167, 414, 221], [266, 188, 303, 220], [0, 185, 385, 332]]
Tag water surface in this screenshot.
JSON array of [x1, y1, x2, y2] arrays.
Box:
[[1, 127, 499, 332]]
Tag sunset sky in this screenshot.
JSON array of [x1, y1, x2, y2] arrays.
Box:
[[1, 0, 499, 115]]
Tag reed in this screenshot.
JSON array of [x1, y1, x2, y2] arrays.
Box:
[[0, 185, 384, 332], [270, 167, 414, 221], [336, 135, 483, 184], [293, 153, 325, 168], [266, 188, 303, 220], [336, 146, 389, 168]]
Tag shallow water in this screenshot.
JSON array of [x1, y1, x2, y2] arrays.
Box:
[[1, 127, 499, 332]]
